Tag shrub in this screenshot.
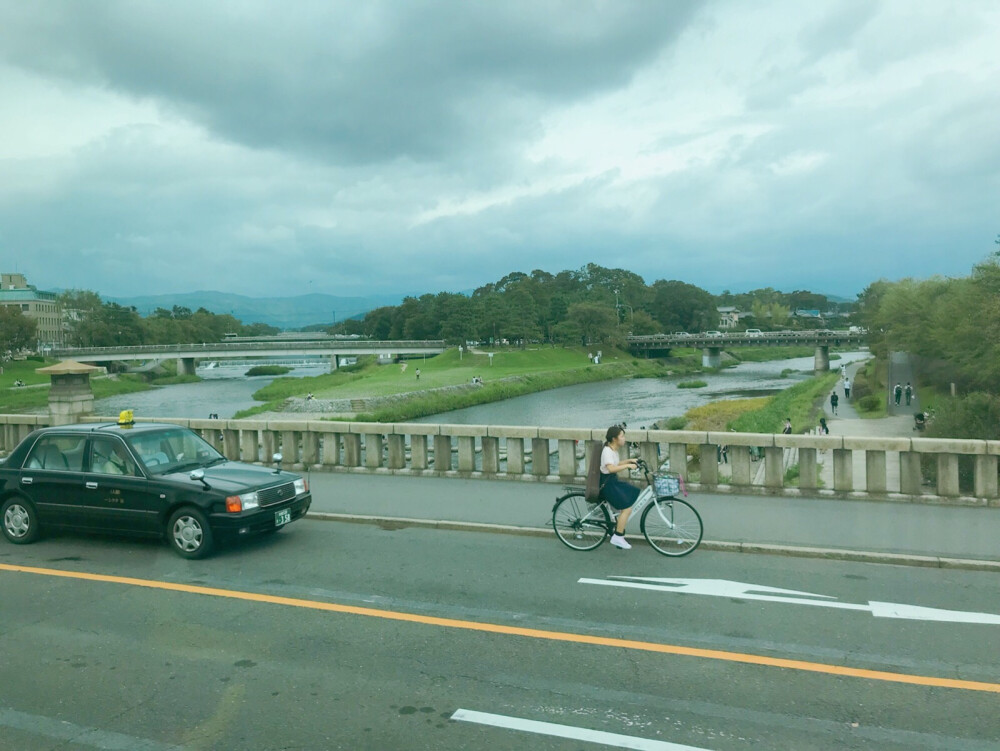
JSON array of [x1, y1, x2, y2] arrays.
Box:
[[665, 416, 688, 430], [856, 395, 881, 413], [677, 380, 708, 389]]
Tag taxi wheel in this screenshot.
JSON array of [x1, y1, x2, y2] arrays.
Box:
[[1, 497, 40, 544], [167, 507, 214, 559]]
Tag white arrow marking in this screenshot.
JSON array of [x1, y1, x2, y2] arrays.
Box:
[[451, 709, 716, 750], [578, 577, 1000, 624]]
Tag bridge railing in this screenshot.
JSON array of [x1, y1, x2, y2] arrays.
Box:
[[3, 414, 994, 505], [48, 340, 447, 357]]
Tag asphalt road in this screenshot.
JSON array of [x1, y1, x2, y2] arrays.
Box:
[[2, 520, 999, 750]]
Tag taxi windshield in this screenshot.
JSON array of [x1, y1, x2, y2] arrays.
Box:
[[125, 428, 225, 475]]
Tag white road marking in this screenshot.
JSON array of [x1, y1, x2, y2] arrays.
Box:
[[0, 706, 188, 750], [451, 708, 716, 750], [578, 577, 1000, 625]]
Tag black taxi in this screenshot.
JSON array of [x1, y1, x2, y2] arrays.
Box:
[[0, 416, 311, 558]]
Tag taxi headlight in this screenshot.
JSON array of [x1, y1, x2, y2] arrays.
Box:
[[294, 478, 308, 495], [225, 491, 259, 513]]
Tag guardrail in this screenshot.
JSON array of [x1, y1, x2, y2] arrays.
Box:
[[3, 414, 995, 505], [49, 340, 447, 357]]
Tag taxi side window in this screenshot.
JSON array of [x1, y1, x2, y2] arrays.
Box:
[[90, 437, 139, 477], [25, 436, 83, 471]]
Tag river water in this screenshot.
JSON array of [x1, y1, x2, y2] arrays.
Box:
[[93, 351, 870, 427]]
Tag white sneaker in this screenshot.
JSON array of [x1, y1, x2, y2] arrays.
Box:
[[610, 534, 631, 550]]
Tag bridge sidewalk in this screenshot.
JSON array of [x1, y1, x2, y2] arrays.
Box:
[[304, 469, 1000, 568]]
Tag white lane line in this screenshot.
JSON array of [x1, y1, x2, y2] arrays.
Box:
[[451, 708, 715, 750], [0, 706, 188, 750]]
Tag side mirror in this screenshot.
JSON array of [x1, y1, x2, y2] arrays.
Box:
[[189, 469, 211, 490], [272, 453, 283, 474]]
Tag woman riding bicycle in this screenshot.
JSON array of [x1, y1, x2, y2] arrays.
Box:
[[600, 425, 640, 549]]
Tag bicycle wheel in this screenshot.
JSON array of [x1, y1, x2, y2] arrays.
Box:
[[552, 493, 611, 551], [640, 497, 703, 557]]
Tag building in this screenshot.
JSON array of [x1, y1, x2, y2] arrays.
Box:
[[716, 306, 754, 329], [0, 273, 64, 349]]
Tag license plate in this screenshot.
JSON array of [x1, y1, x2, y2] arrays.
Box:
[[274, 508, 291, 527]]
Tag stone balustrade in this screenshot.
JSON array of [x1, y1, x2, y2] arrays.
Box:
[[1, 414, 997, 505]]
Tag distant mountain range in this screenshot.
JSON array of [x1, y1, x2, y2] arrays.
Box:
[[107, 291, 406, 330]]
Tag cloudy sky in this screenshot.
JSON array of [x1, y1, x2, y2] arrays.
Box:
[[1, 0, 998, 302]]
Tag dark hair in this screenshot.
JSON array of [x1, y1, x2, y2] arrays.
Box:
[[605, 425, 624, 444]]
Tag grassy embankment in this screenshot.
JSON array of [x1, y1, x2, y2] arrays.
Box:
[[238, 347, 705, 420], [0, 357, 164, 414]]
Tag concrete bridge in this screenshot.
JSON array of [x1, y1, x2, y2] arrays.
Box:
[[48, 339, 448, 375], [627, 329, 868, 370]]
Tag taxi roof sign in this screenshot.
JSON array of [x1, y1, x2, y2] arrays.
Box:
[[118, 409, 135, 427]]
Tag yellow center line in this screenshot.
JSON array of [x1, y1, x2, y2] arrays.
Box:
[[3, 562, 998, 695]]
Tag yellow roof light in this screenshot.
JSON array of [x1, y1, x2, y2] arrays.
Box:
[[118, 409, 135, 427]]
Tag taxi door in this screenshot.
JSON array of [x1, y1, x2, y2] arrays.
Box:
[[84, 436, 163, 534], [17, 434, 88, 529]]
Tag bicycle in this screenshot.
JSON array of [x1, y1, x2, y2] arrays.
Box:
[[551, 458, 703, 556]]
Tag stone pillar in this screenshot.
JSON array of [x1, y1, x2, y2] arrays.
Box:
[[321, 432, 341, 467], [701, 346, 722, 369], [936, 454, 960, 497], [731, 447, 751, 486], [833, 448, 853, 491], [531, 437, 549, 477], [387, 434, 406, 469], [366, 433, 383, 469], [280, 430, 298, 467], [899, 451, 922, 495], [668, 443, 687, 479], [558, 439, 577, 478], [865, 451, 887, 494], [38, 360, 101, 426], [261, 431, 276, 461], [434, 435, 452, 472], [764, 446, 783, 488], [176, 358, 197, 376], [223, 429, 240, 460], [699, 443, 718, 486], [639, 441, 659, 474], [458, 436, 476, 472], [506, 438, 525, 475], [481, 437, 500, 474], [975, 455, 998, 499], [343, 434, 361, 467], [329, 356, 338, 371], [410, 434, 428, 470], [301, 431, 319, 466], [798, 448, 818, 489], [814, 345, 830, 373], [241, 429, 260, 463]]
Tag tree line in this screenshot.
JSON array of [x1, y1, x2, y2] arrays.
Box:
[[332, 264, 851, 345], [56, 290, 278, 347], [854, 251, 1000, 439]]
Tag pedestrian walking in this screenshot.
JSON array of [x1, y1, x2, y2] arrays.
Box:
[[905, 382, 913, 406], [782, 418, 792, 434], [894, 383, 902, 406], [830, 392, 839, 415], [843, 377, 851, 400], [818, 417, 829, 435], [415, 368, 421, 380]]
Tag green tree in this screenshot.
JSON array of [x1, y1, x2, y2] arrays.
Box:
[[566, 302, 617, 344], [0, 306, 38, 353], [649, 280, 717, 332]]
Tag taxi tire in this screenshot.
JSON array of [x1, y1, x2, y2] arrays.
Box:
[[166, 507, 214, 559], [1, 496, 40, 545]]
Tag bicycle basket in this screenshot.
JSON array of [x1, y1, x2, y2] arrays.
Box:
[[653, 473, 681, 496]]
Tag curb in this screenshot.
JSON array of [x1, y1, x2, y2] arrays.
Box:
[[305, 512, 1000, 572]]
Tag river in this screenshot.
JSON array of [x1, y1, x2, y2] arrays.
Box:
[[93, 352, 870, 427]]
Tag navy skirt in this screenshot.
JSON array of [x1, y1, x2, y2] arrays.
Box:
[[599, 473, 640, 510]]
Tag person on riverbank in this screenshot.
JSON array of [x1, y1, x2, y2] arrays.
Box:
[[599, 425, 639, 550], [830, 392, 839, 415], [905, 382, 913, 405], [894, 383, 902, 406], [843, 377, 851, 400], [782, 418, 792, 434], [415, 368, 421, 380], [819, 417, 829, 435]]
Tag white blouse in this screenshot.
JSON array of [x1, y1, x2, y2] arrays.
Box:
[[600, 445, 619, 475]]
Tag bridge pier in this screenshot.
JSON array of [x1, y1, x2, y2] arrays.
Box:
[[176, 357, 197, 376], [329, 356, 338, 371], [813, 345, 830, 372], [701, 346, 722, 369]]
